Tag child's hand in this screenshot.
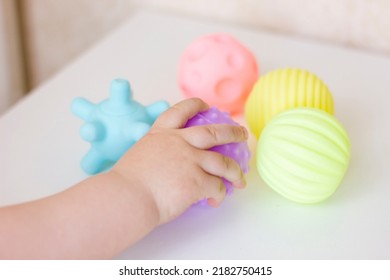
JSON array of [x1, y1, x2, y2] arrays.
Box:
[[112, 98, 248, 225]]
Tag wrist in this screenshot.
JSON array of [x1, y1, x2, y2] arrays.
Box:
[[108, 168, 161, 227]]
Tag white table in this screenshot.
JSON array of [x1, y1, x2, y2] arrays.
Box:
[[1, 11, 389, 259]]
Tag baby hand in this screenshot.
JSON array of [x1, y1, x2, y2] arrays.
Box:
[[112, 98, 248, 225]]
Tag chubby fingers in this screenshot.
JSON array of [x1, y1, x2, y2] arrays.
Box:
[[182, 124, 248, 149], [197, 151, 246, 208], [154, 98, 209, 129]]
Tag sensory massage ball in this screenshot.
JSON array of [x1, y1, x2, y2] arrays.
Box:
[[178, 34, 259, 115], [71, 79, 169, 174], [257, 108, 350, 204], [245, 68, 334, 139], [184, 107, 251, 195]]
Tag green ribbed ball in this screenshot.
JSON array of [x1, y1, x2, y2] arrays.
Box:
[[257, 108, 350, 203]]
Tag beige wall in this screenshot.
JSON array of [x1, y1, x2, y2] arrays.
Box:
[[0, 0, 25, 114], [20, 0, 390, 89]]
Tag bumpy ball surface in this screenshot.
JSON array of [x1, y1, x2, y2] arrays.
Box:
[[245, 68, 334, 139], [178, 34, 259, 115], [257, 108, 350, 204], [71, 79, 169, 174], [184, 107, 251, 195]]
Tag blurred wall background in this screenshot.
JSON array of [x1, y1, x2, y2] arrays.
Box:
[[1, 0, 390, 114], [0, 0, 25, 113]]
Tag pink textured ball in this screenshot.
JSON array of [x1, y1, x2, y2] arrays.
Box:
[[184, 107, 251, 195], [178, 34, 259, 115]]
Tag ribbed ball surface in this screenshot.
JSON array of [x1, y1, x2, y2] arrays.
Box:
[[257, 108, 350, 204], [245, 68, 334, 139]]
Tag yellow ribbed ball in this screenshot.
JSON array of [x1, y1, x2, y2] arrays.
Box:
[[245, 68, 334, 138], [257, 108, 350, 204]]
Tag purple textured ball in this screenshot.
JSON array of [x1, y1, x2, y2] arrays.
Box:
[[184, 107, 251, 195]]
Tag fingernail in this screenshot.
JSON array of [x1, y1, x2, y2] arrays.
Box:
[[233, 178, 246, 189], [207, 198, 220, 208]]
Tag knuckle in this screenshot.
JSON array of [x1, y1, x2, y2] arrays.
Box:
[[231, 126, 241, 140], [221, 156, 242, 180], [206, 126, 219, 143], [219, 180, 226, 193], [221, 155, 232, 172], [154, 106, 181, 128], [188, 97, 205, 107], [169, 105, 181, 117], [232, 125, 245, 141]]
